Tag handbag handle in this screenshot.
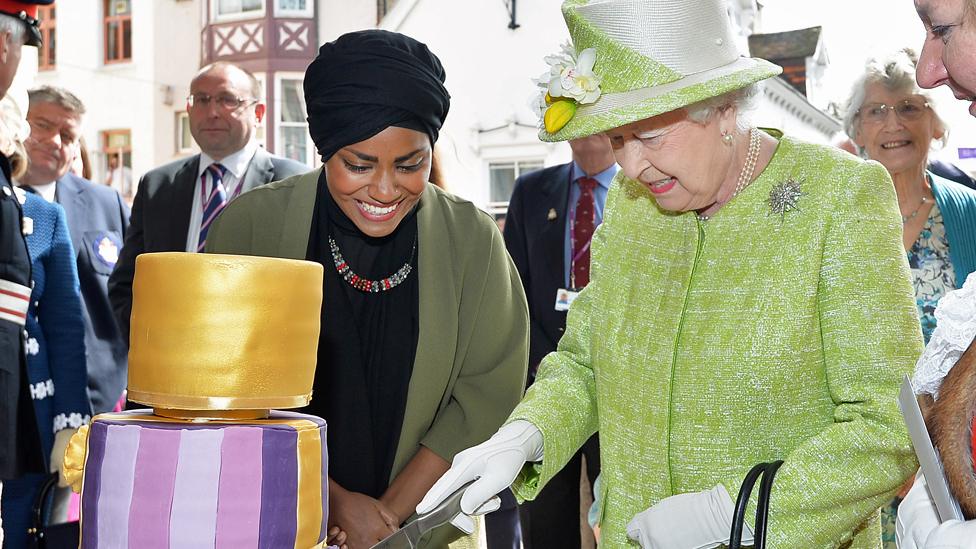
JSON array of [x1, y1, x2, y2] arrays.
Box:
[[728, 460, 784, 549], [29, 472, 60, 534]]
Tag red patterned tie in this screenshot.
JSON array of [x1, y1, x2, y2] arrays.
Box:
[[572, 177, 598, 288]]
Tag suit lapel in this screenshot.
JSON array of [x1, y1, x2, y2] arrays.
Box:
[[540, 163, 572, 290], [169, 156, 200, 251], [240, 147, 274, 193], [55, 175, 90, 254]]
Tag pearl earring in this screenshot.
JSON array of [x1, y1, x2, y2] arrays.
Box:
[[722, 132, 733, 145]]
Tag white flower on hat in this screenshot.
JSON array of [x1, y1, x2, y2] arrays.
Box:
[[534, 42, 602, 134], [541, 42, 601, 105]]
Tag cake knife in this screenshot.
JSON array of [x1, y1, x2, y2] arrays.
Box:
[[370, 481, 484, 549]]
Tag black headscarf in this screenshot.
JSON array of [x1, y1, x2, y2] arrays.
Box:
[[304, 29, 450, 163]]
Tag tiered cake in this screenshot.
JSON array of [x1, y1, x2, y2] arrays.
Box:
[[63, 253, 329, 548]]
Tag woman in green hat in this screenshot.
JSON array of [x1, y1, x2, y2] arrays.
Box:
[[419, 0, 922, 547]]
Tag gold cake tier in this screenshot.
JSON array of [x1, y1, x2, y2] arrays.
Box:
[[127, 252, 323, 411]]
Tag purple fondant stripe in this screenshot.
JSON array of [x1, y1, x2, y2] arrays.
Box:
[[215, 427, 264, 548], [97, 425, 141, 548], [258, 426, 298, 548], [128, 427, 182, 548], [80, 422, 108, 548], [170, 429, 224, 548]]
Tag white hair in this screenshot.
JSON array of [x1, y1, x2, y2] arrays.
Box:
[[842, 49, 948, 156], [685, 83, 763, 130], [0, 13, 25, 46]]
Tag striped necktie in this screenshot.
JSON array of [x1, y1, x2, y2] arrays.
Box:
[[198, 163, 228, 252]]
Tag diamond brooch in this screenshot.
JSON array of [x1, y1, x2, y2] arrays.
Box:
[[768, 178, 805, 220]]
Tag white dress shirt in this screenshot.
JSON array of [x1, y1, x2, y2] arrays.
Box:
[[184, 141, 258, 253], [27, 181, 57, 203]]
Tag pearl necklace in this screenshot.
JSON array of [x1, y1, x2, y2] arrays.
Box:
[[698, 127, 762, 222]]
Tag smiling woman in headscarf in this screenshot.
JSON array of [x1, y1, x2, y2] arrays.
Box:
[[205, 30, 529, 549]]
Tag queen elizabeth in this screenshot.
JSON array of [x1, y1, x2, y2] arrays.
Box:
[[418, 0, 923, 547]]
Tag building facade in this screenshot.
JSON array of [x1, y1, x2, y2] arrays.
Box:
[[27, 0, 841, 211]]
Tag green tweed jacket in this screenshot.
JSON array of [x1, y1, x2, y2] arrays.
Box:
[[205, 169, 529, 548], [510, 134, 923, 548]]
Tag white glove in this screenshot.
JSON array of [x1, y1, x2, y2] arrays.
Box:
[[417, 420, 543, 516], [897, 473, 976, 548], [626, 484, 752, 549], [50, 428, 76, 487]]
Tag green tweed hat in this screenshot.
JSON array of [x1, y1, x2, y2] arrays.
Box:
[[537, 0, 783, 142]]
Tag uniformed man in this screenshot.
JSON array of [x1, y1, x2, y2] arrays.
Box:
[[0, 2, 54, 539]]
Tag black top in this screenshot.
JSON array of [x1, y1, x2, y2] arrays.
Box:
[[305, 171, 420, 498], [0, 152, 44, 479]]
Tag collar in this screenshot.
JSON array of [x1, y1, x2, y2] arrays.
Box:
[[198, 141, 259, 179], [571, 162, 617, 190], [24, 180, 57, 203]]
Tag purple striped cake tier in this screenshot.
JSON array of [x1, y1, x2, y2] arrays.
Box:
[[78, 410, 328, 549]]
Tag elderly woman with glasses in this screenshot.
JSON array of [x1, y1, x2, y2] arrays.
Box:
[[844, 49, 976, 344]]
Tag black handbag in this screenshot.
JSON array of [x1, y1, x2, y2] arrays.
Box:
[[728, 460, 784, 549], [26, 473, 80, 549]]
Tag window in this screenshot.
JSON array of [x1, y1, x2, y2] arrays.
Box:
[[214, 0, 265, 21], [104, 0, 132, 64], [274, 0, 312, 17], [37, 5, 55, 70], [376, 0, 400, 23], [487, 159, 543, 215], [276, 75, 314, 166], [176, 112, 193, 154], [102, 129, 133, 200]]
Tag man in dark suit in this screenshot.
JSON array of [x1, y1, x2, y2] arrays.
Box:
[[20, 85, 130, 416], [501, 135, 617, 549], [0, 0, 52, 498], [109, 62, 307, 342]]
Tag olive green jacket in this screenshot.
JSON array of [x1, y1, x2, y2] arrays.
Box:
[[206, 169, 529, 548], [510, 135, 922, 548]]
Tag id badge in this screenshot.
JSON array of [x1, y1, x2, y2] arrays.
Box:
[[554, 288, 580, 312]]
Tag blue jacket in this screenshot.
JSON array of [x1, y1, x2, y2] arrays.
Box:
[[930, 172, 976, 287], [21, 192, 90, 458], [55, 173, 130, 414]]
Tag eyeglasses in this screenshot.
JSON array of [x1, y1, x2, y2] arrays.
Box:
[[857, 99, 930, 125], [187, 93, 258, 111]]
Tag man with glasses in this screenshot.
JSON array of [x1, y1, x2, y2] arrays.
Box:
[[109, 62, 307, 342], [19, 86, 129, 419]]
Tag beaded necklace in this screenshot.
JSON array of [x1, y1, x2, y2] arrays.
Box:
[[329, 234, 416, 293]]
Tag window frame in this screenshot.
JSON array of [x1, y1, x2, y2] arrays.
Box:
[[101, 128, 134, 199], [175, 112, 194, 154], [103, 0, 132, 65], [486, 158, 544, 215], [273, 0, 313, 18], [274, 72, 315, 167], [211, 0, 266, 23], [37, 5, 55, 71]]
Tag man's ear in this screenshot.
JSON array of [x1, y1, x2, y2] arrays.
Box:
[[254, 103, 266, 124], [0, 30, 10, 63]]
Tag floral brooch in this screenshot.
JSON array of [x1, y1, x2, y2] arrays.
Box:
[[533, 42, 602, 134]]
